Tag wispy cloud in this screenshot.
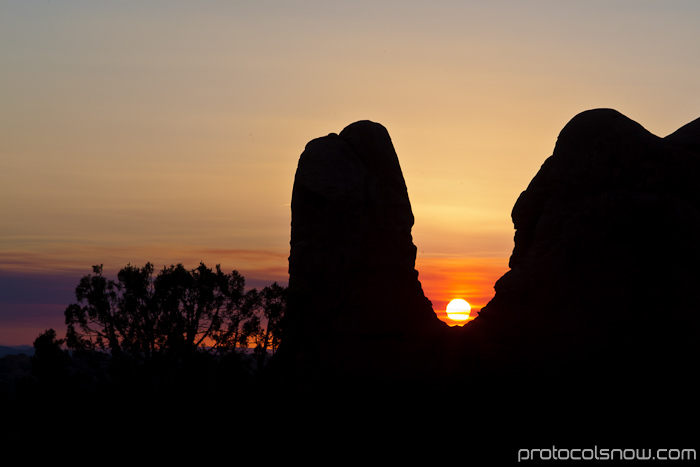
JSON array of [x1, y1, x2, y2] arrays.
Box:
[[0, 243, 289, 281]]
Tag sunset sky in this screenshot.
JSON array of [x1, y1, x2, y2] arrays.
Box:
[[2, 1, 699, 345]]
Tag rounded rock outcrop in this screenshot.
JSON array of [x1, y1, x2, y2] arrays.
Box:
[[280, 121, 449, 388]]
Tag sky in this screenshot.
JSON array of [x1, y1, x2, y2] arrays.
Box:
[[2, 0, 699, 345]]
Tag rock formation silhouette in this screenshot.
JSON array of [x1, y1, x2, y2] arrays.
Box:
[[462, 109, 700, 445], [278, 111, 699, 432], [470, 109, 700, 380], [281, 121, 453, 390]]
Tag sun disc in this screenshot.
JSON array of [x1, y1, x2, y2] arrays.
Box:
[[446, 298, 471, 322]]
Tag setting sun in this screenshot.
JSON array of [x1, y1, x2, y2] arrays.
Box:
[[446, 298, 471, 322]]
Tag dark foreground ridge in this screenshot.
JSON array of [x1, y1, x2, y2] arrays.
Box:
[[278, 110, 699, 443]]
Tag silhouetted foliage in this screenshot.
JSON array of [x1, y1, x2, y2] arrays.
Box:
[[48, 262, 289, 414], [31, 328, 70, 383], [64, 262, 263, 360], [250, 282, 287, 369]]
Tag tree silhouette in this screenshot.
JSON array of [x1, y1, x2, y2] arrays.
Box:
[[32, 328, 69, 381], [64, 262, 261, 361], [251, 282, 287, 369]]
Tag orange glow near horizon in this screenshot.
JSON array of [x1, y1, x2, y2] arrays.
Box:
[[416, 255, 509, 326]]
